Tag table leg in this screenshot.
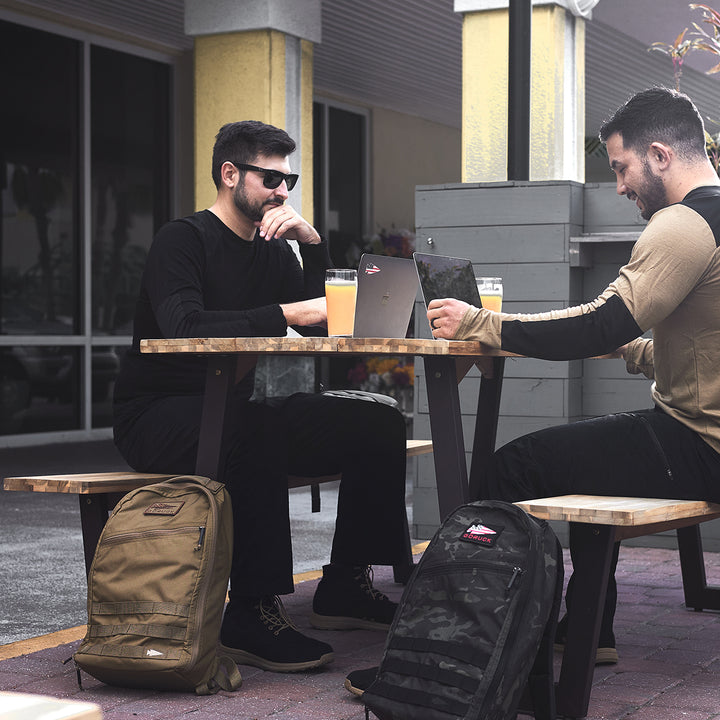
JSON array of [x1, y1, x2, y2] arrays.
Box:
[[677, 525, 720, 611], [556, 523, 616, 719], [195, 355, 235, 480], [423, 355, 469, 521], [468, 357, 505, 500]]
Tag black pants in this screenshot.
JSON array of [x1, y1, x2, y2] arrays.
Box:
[[114, 391, 409, 598], [478, 407, 720, 634]]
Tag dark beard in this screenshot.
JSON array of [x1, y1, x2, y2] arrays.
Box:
[[638, 162, 669, 220], [232, 184, 265, 223]]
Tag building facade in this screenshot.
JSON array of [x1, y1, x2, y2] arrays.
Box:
[[2, 0, 720, 523]]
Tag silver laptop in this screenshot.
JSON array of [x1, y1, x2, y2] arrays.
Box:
[[413, 252, 482, 333], [351, 254, 418, 338]]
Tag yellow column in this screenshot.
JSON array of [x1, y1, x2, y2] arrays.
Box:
[[462, 9, 509, 183], [530, 4, 585, 181], [193, 30, 287, 211], [186, 0, 320, 217], [459, 1, 587, 183]]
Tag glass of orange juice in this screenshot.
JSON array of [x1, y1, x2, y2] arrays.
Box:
[[476, 277, 503, 312], [325, 269, 357, 336]]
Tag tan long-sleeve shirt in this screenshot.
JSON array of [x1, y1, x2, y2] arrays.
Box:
[[455, 186, 720, 453]]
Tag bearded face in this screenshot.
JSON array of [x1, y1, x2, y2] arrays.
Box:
[[636, 159, 669, 221]]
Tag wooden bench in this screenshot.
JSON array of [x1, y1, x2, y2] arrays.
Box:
[[513, 494, 720, 719], [3, 439, 433, 581]]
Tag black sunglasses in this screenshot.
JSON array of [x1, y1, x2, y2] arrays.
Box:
[[233, 163, 299, 191]]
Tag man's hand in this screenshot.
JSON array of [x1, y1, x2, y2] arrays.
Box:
[[427, 298, 471, 339], [596, 343, 629, 360], [280, 296, 327, 327], [257, 204, 321, 245]]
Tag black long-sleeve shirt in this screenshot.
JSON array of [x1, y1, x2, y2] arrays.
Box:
[[114, 209, 331, 401]]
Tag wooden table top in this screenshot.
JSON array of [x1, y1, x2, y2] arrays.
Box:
[[140, 336, 509, 357]]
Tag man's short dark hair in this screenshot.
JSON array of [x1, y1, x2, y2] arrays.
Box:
[[599, 87, 707, 161], [211, 121, 296, 188]]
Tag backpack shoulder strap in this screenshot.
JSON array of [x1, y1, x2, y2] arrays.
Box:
[[195, 655, 243, 695]]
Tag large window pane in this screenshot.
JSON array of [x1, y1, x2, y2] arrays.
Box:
[[0, 345, 80, 435], [0, 19, 171, 439], [91, 46, 170, 335], [0, 20, 80, 337], [91, 344, 124, 427], [316, 106, 366, 268]]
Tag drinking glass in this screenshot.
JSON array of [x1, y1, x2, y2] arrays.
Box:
[[476, 277, 503, 312], [325, 269, 357, 336]]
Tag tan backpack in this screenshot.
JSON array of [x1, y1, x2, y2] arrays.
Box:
[[74, 475, 242, 694]]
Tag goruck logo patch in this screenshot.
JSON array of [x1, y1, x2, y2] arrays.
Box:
[[144, 501, 185, 516], [461, 522, 504, 547]]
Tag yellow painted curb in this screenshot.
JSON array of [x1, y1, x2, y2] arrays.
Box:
[[0, 626, 85, 661], [0, 542, 430, 661]]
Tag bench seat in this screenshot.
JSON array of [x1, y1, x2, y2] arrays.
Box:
[[513, 493, 720, 719], [516, 494, 720, 540], [3, 438, 433, 582], [3, 439, 433, 495]]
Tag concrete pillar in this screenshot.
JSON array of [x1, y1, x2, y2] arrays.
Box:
[[454, 0, 596, 183], [185, 0, 320, 219]]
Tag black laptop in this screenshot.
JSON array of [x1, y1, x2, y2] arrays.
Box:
[[413, 252, 482, 333]]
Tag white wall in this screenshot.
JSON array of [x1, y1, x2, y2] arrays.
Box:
[[371, 107, 461, 233]]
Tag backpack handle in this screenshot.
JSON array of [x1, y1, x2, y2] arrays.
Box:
[[164, 475, 226, 495]]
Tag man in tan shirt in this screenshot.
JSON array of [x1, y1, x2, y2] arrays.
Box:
[[426, 87, 720, 665]]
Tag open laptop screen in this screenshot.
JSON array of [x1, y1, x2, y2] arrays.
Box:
[[413, 252, 482, 307], [413, 252, 482, 335]]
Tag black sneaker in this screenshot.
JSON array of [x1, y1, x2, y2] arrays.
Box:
[[553, 614, 618, 665], [220, 595, 334, 672], [344, 666, 379, 697], [310, 564, 398, 631]]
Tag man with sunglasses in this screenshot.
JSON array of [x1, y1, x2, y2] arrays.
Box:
[[113, 121, 409, 673]]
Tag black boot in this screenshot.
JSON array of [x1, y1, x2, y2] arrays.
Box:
[[310, 564, 398, 630], [220, 595, 334, 672]]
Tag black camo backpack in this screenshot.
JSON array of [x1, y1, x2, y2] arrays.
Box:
[[363, 500, 563, 720]]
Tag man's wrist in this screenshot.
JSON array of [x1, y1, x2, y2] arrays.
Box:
[[299, 229, 322, 245]]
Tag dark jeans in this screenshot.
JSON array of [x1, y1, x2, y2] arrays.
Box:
[[478, 408, 720, 637], [114, 391, 409, 598]]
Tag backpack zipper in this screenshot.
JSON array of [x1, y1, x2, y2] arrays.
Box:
[[100, 526, 203, 545], [419, 559, 523, 594], [125, 479, 221, 674], [157, 480, 219, 673], [195, 526, 206, 551], [507, 566, 523, 590]]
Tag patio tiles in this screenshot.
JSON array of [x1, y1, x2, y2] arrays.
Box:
[[3, 547, 720, 719]]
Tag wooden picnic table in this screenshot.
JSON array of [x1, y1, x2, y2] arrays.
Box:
[[140, 336, 510, 520]]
